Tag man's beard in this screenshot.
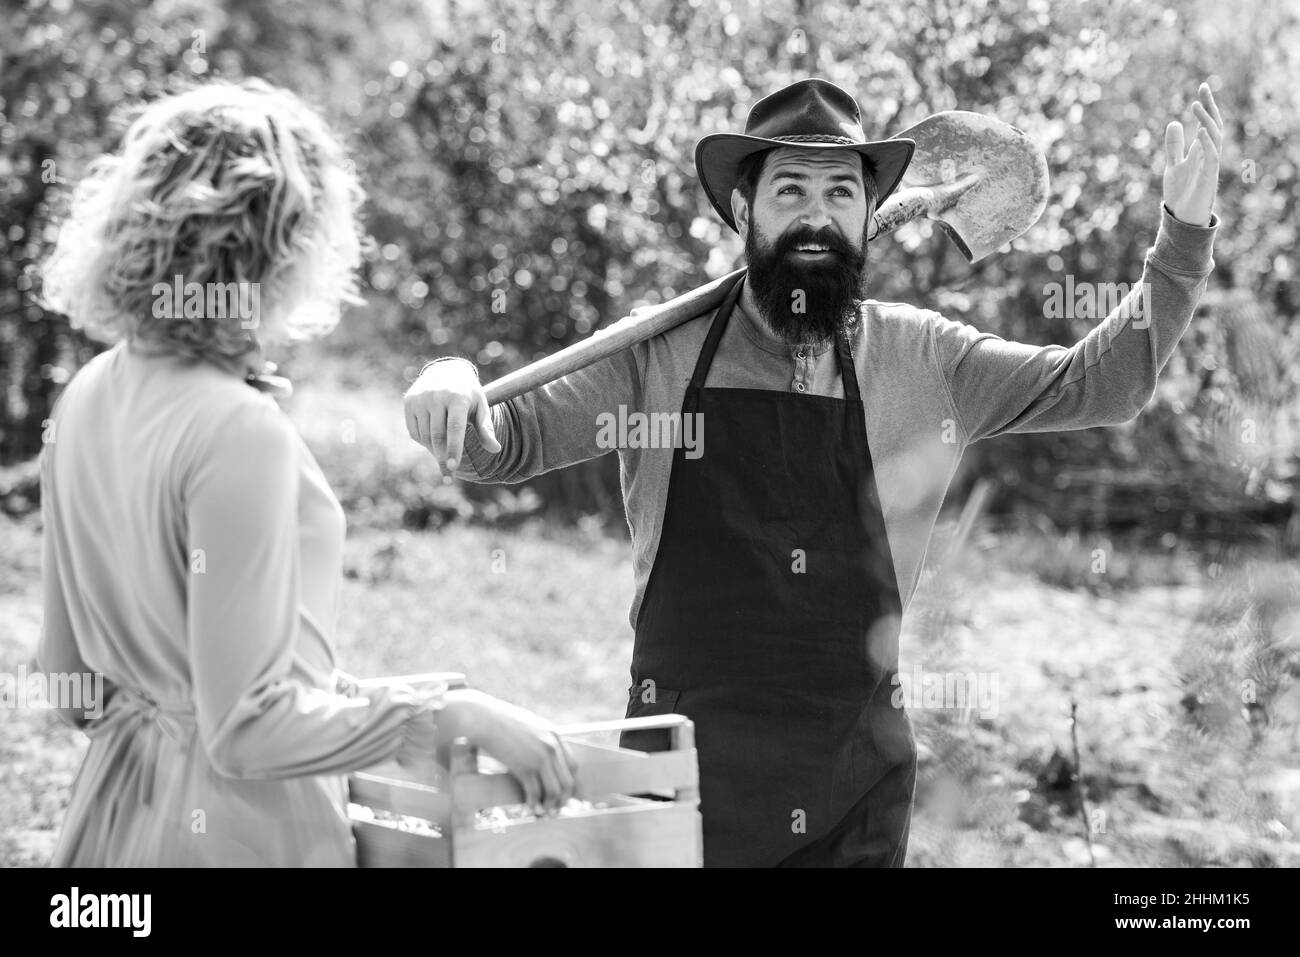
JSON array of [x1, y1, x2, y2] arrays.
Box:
[[744, 221, 868, 343]]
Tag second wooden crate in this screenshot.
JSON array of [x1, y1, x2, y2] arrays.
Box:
[[349, 707, 701, 868]]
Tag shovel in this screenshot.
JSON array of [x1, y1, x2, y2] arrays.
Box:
[[484, 111, 1048, 406], [879, 110, 1049, 263]]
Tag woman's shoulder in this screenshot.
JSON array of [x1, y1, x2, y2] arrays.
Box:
[[54, 342, 303, 471], [170, 385, 307, 507], [192, 378, 298, 458], [65, 342, 275, 412], [124, 352, 302, 478], [55, 342, 123, 402]]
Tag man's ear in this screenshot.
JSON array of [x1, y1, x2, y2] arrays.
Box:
[[731, 188, 750, 241]]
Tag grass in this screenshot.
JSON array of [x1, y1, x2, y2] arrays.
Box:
[[0, 514, 640, 867], [3, 363, 1298, 867], [5, 508, 1300, 867], [329, 520, 637, 719], [904, 525, 1300, 866]]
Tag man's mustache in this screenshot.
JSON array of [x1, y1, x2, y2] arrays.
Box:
[[771, 227, 860, 264]]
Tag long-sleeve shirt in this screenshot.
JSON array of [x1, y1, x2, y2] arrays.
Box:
[[456, 205, 1218, 624], [38, 339, 442, 866]]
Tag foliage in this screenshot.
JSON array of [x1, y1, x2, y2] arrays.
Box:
[[2, 0, 1298, 532]]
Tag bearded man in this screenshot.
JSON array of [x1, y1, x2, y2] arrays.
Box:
[[404, 78, 1222, 867]]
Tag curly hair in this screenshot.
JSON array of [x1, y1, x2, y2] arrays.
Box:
[[41, 78, 365, 362]]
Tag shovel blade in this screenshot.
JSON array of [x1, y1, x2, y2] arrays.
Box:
[[890, 111, 1049, 262]]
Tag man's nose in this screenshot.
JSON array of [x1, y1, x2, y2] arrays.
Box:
[[798, 196, 834, 231]]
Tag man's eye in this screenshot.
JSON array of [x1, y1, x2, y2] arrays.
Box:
[[832, 187, 854, 198], [777, 185, 802, 195]]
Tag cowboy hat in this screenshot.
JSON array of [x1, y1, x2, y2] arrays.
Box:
[[695, 78, 915, 233]]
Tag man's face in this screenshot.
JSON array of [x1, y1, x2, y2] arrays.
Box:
[[735, 147, 875, 342]]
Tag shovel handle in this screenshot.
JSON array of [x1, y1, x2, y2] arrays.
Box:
[[483, 267, 745, 406], [872, 171, 981, 238], [478, 170, 984, 406]]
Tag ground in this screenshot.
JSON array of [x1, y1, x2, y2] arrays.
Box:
[[4, 509, 1298, 868]]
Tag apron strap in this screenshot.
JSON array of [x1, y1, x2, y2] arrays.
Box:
[[834, 324, 863, 404], [687, 272, 746, 391]]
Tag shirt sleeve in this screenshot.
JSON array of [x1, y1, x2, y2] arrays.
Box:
[[36, 445, 116, 729], [185, 398, 441, 779], [456, 345, 642, 482], [932, 204, 1218, 443]]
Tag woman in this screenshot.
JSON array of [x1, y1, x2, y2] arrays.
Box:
[[37, 79, 574, 866]]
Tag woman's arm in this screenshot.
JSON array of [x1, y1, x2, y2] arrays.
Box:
[[185, 398, 439, 778], [184, 398, 575, 810], [36, 448, 116, 729]]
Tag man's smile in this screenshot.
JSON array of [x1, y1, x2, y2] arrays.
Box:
[[787, 240, 841, 261]]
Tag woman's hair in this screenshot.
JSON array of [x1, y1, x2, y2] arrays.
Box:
[[41, 78, 365, 362]]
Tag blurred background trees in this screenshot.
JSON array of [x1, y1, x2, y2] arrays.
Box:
[[3, 0, 1298, 542]]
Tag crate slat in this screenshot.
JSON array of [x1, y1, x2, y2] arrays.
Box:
[[350, 773, 449, 820], [576, 748, 697, 798], [451, 748, 698, 814], [556, 714, 692, 736], [354, 672, 468, 692], [347, 702, 702, 867], [452, 802, 702, 868], [353, 820, 449, 868]]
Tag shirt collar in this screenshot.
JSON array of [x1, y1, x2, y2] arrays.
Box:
[[731, 296, 836, 358]]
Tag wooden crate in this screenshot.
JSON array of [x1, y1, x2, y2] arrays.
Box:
[[348, 677, 701, 868]]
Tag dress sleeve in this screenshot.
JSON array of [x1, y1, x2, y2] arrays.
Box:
[[36, 445, 116, 729], [185, 398, 440, 779]]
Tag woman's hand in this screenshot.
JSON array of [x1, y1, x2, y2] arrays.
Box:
[[438, 688, 577, 816]]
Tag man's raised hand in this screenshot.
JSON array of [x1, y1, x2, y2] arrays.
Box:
[[404, 359, 502, 475], [1163, 82, 1223, 228]]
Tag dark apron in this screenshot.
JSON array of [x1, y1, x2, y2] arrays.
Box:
[[620, 276, 917, 867]]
